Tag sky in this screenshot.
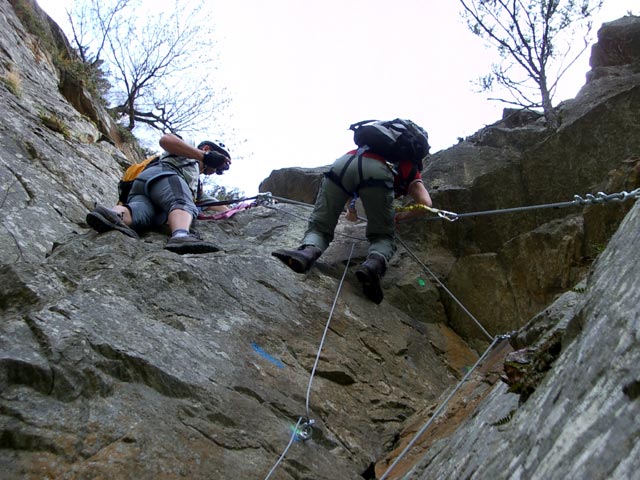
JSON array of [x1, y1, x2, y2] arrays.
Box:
[[39, 0, 635, 196]]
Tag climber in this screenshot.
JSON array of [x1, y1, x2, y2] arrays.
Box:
[[271, 147, 432, 304], [86, 133, 231, 254]]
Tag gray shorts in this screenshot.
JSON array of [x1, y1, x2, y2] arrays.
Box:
[[127, 169, 198, 230]]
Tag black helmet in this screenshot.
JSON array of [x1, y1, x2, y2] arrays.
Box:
[[197, 140, 230, 159]]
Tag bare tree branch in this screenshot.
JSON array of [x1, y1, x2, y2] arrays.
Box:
[[460, 0, 603, 128], [64, 0, 228, 137]]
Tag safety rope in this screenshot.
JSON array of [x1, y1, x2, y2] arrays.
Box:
[[196, 192, 276, 208], [269, 194, 317, 208], [195, 195, 257, 208], [263, 417, 305, 480], [201, 188, 639, 221], [396, 188, 640, 223], [378, 333, 511, 480], [262, 194, 368, 242], [395, 235, 494, 341], [264, 242, 357, 480]]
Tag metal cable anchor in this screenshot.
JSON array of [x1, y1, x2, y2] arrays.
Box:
[[436, 209, 459, 222], [256, 192, 274, 206], [296, 418, 315, 441]]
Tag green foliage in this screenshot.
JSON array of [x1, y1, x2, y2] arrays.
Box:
[[56, 53, 110, 102], [10, 0, 111, 104], [115, 122, 137, 143], [0, 69, 22, 97], [38, 111, 70, 138], [11, 0, 54, 50]]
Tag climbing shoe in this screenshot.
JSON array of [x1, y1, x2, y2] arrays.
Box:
[[355, 254, 387, 304], [164, 234, 220, 254], [86, 205, 139, 239], [272, 245, 322, 273]]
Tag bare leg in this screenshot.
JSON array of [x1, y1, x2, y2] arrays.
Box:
[[167, 208, 193, 234], [112, 205, 132, 225]]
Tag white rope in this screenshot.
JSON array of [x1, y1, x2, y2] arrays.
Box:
[[305, 242, 356, 418], [379, 335, 508, 480], [264, 242, 356, 479], [264, 417, 304, 480], [396, 235, 494, 341]]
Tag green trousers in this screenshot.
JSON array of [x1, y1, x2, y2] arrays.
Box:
[[302, 151, 397, 261]]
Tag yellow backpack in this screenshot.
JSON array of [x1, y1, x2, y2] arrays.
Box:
[[117, 154, 160, 204]]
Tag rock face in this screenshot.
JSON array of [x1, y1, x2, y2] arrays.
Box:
[[408, 198, 640, 480], [0, 3, 639, 480], [259, 166, 329, 205], [590, 15, 640, 68]]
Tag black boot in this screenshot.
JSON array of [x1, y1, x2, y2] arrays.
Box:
[[272, 245, 322, 273], [355, 253, 387, 304]]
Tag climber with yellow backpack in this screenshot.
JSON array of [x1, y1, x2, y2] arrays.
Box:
[[86, 133, 232, 254]]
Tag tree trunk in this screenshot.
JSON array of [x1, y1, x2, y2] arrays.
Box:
[[540, 80, 558, 129]]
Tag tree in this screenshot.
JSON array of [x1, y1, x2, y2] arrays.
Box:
[[460, 0, 603, 128], [65, 0, 228, 138], [201, 179, 244, 203]]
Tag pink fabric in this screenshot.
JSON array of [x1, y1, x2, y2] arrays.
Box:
[[197, 200, 255, 220]]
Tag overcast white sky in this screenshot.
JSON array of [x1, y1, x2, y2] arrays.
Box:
[[40, 0, 635, 195]]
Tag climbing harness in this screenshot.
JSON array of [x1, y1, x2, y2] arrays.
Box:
[[264, 243, 356, 480]]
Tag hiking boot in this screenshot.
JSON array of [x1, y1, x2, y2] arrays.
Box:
[[86, 205, 139, 239], [272, 245, 322, 273], [355, 253, 387, 304], [164, 234, 220, 254]]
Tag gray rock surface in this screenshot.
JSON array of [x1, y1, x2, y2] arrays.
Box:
[[408, 199, 640, 480], [0, 3, 639, 479]]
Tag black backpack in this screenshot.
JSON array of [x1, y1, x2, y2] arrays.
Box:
[[349, 119, 430, 171]]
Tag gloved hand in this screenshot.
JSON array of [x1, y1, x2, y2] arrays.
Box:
[[202, 150, 229, 170]]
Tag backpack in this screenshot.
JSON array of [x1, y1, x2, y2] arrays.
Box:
[[117, 154, 160, 204], [349, 118, 430, 171]]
